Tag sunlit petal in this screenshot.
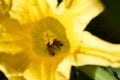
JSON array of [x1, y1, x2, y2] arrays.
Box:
[[9, 0, 50, 25], [72, 31, 120, 67], [61, 0, 104, 21]]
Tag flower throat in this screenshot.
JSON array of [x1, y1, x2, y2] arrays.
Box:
[[31, 17, 70, 57]]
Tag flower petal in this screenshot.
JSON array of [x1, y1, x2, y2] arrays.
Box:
[[0, 50, 32, 77], [0, 14, 32, 77], [37, 0, 50, 17], [63, 0, 73, 8], [9, 0, 49, 25], [23, 59, 57, 80], [46, 0, 57, 10], [46, 0, 66, 14], [67, 53, 120, 67], [0, 14, 29, 54], [56, 58, 72, 80], [73, 31, 120, 67], [62, 0, 105, 29]]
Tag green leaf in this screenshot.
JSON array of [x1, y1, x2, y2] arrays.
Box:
[[79, 65, 117, 80], [103, 66, 120, 79], [70, 66, 93, 80]]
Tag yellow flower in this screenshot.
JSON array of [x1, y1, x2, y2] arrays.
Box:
[[0, 0, 120, 80]]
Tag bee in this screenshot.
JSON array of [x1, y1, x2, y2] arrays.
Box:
[[47, 39, 63, 56]]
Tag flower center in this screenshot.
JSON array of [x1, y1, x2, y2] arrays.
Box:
[[31, 17, 70, 57]]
